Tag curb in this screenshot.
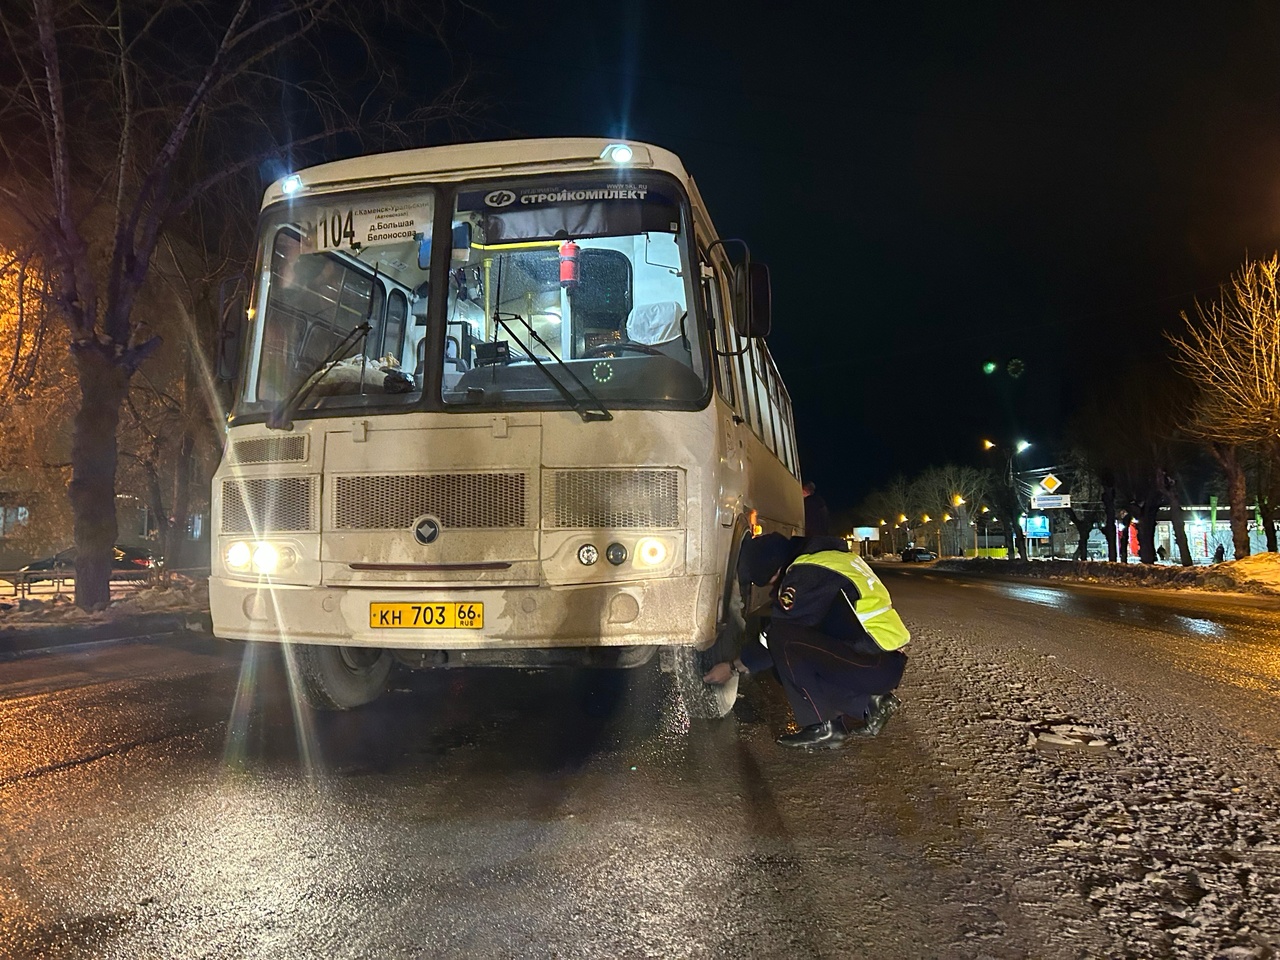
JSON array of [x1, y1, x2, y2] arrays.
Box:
[[0, 611, 213, 661]]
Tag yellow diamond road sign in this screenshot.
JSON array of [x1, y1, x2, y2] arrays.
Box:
[[1041, 474, 1062, 493]]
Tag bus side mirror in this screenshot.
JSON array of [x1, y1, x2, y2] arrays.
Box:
[[216, 275, 245, 382], [733, 261, 771, 338]]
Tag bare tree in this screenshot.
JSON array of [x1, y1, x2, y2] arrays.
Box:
[[1167, 255, 1280, 559], [0, 0, 465, 607], [1057, 449, 1107, 561]]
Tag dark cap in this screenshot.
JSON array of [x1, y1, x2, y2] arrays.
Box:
[[738, 532, 794, 586]]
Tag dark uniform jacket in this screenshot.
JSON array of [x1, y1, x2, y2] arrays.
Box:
[[738, 535, 907, 674]]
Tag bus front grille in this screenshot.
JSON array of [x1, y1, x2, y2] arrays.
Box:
[[230, 436, 307, 464], [544, 469, 682, 529], [221, 476, 317, 533], [332, 473, 529, 530]]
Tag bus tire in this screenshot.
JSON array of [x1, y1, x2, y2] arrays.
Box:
[[286, 643, 392, 710], [671, 645, 739, 719]]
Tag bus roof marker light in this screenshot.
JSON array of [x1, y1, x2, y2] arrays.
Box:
[[281, 174, 303, 195], [600, 143, 633, 164]]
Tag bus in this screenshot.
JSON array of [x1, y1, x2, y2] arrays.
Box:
[[211, 138, 803, 717]]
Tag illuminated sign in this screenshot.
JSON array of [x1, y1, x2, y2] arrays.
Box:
[[1020, 515, 1051, 538]]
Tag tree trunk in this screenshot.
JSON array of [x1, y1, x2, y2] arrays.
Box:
[[1211, 442, 1251, 560], [143, 460, 169, 558], [1066, 507, 1090, 560], [69, 345, 131, 610], [1267, 442, 1280, 553], [1264, 503, 1278, 553], [994, 487, 1024, 559], [1134, 491, 1160, 564], [1259, 458, 1280, 553], [1161, 467, 1194, 567], [165, 429, 194, 569], [1102, 483, 1118, 562]]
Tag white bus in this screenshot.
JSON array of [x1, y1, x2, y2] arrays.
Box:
[[211, 138, 803, 716]]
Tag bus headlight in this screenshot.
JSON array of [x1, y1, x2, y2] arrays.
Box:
[[636, 537, 668, 567], [225, 540, 298, 575], [226, 541, 252, 571], [577, 544, 599, 566], [252, 543, 282, 575]]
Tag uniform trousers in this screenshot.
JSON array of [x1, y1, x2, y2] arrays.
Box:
[[767, 620, 908, 727]]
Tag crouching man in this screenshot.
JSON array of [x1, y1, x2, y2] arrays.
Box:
[[703, 532, 910, 750]]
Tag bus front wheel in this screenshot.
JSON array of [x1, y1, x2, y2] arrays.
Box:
[[669, 645, 739, 719], [287, 643, 392, 710]]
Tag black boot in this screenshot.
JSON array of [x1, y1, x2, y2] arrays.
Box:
[[848, 693, 901, 738], [776, 720, 847, 750]]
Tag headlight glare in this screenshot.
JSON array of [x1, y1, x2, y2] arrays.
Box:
[[226, 540, 298, 575], [251, 542, 280, 575], [226, 541, 251, 571], [636, 537, 667, 566]]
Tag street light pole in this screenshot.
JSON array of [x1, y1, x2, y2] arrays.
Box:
[[983, 438, 1032, 560]]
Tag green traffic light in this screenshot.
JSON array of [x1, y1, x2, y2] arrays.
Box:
[[982, 361, 997, 375]]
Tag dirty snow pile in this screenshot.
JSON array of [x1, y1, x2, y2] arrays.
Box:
[[936, 553, 1280, 595], [1214, 552, 1280, 592], [0, 576, 208, 624]]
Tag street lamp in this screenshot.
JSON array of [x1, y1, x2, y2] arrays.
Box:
[[982, 439, 1033, 559]]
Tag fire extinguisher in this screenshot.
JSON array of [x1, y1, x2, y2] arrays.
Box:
[[559, 240, 579, 289]]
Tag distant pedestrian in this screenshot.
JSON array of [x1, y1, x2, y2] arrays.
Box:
[[1214, 543, 1226, 564], [802, 480, 831, 537], [1156, 545, 1167, 562]]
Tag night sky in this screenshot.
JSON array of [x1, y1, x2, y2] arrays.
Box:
[[425, 2, 1280, 508]]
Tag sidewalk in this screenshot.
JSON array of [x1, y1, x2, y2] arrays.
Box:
[[0, 578, 213, 660], [0, 610, 213, 660]]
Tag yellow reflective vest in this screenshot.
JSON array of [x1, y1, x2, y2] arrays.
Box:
[[788, 550, 911, 652]]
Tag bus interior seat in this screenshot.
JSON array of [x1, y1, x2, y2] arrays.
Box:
[[625, 300, 690, 361], [445, 335, 469, 371]]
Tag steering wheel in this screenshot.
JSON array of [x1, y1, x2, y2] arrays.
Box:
[[583, 341, 664, 358]]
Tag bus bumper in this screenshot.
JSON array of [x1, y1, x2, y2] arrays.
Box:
[[208, 574, 720, 651]]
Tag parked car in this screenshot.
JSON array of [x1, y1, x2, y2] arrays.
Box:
[[900, 546, 938, 562], [20, 545, 157, 581]]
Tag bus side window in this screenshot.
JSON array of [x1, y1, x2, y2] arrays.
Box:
[[700, 251, 737, 409], [753, 341, 779, 454], [713, 253, 759, 431], [383, 290, 408, 363]]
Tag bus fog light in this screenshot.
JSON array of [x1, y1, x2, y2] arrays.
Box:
[[636, 538, 667, 566], [226, 541, 251, 571], [606, 543, 627, 565], [577, 544, 599, 565], [251, 543, 281, 575]]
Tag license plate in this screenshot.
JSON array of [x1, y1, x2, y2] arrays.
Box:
[[369, 602, 484, 629]]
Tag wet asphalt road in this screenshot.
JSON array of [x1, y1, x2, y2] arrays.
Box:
[[2, 569, 1280, 959]]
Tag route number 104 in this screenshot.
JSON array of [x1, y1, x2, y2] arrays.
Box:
[[316, 210, 355, 250]]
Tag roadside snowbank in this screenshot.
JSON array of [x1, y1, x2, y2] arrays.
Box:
[[933, 552, 1280, 595], [0, 575, 209, 624]]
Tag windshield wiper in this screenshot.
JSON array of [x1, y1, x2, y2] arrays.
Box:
[[266, 322, 371, 430], [491, 313, 612, 422]]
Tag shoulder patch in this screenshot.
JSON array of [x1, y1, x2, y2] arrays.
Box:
[[778, 585, 796, 611]]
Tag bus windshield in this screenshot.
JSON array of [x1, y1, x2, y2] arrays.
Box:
[[237, 173, 707, 422], [241, 185, 434, 415], [440, 174, 707, 408]]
